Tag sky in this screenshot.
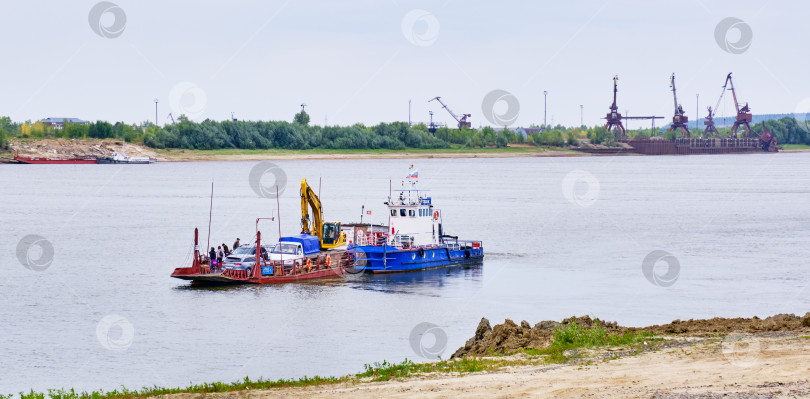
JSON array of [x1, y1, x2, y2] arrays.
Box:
[[1, 0, 808, 129]]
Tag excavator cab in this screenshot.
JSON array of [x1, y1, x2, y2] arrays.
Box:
[[321, 222, 345, 247]]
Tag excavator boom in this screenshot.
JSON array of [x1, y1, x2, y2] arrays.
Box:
[[300, 178, 345, 249]]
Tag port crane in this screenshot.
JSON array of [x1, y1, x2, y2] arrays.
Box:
[[604, 75, 626, 138], [429, 96, 471, 130], [711, 73, 752, 138], [666, 73, 691, 138], [603, 75, 662, 138], [427, 110, 446, 134], [300, 178, 346, 250], [702, 105, 719, 136]]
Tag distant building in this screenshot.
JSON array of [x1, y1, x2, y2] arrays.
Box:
[[40, 117, 90, 129]]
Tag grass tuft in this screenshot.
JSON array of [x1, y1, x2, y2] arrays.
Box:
[[525, 320, 659, 364]]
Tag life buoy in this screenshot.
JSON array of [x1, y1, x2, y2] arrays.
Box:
[[433, 211, 439, 220], [306, 258, 312, 271], [418, 248, 425, 257], [325, 256, 333, 267]]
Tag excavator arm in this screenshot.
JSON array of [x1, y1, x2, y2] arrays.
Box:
[[300, 178, 345, 249], [300, 178, 322, 236]]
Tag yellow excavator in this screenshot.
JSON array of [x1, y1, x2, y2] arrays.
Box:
[[300, 178, 346, 250]]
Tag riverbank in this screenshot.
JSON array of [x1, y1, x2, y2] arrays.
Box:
[[11, 313, 810, 399], [153, 145, 583, 161], [260, 332, 810, 398], [4, 139, 808, 163], [0, 139, 583, 163]]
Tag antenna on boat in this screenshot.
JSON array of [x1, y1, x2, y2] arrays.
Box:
[[206, 181, 213, 254], [277, 185, 282, 265], [276, 185, 282, 237]]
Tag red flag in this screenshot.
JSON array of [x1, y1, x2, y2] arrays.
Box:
[[366, 210, 372, 215]]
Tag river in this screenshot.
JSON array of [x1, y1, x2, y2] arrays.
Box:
[[1, 153, 809, 393]]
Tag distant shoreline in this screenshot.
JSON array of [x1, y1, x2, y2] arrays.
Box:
[[3, 139, 809, 164], [1, 138, 588, 163]]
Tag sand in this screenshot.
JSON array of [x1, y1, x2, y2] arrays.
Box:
[[196, 333, 810, 398], [3, 139, 585, 162]]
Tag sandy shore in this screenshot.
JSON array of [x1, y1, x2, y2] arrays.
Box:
[[191, 333, 809, 398], [2, 139, 586, 163], [156, 149, 583, 162]]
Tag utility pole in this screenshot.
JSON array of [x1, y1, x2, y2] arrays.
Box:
[[580, 104, 584, 127], [543, 91, 548, 128], [154, 99, 158, 126], [408, 99, 412, 126]]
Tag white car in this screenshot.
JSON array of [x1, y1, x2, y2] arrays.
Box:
[[268, 242, 306, 266]]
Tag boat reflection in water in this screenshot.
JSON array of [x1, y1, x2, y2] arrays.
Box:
[[345, 260, 484, 294]]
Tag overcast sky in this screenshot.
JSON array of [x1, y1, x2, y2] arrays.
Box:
[[1, 0, 807, 129]]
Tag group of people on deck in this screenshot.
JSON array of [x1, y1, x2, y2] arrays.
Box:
[[208, 238, 241, 271]]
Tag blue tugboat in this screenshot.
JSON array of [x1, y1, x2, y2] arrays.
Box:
[[350, 166, 484, 273]]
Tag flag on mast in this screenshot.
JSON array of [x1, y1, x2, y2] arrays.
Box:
[[406, 165, 418, 179]]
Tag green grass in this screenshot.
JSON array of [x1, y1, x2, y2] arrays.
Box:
[[525, 321, 659, 364], [356, 357, 501, 382], [780, 144, 810, 150], [9, 375, 345, 399]]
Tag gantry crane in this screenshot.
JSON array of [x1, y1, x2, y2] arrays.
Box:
[[429, 96, 471, 130], [603, 75, 662, 138], [604, 75, 626, 138], [666, 73, 691, 138], [713, 73, 752, 138], [703, 106, 719, 136]]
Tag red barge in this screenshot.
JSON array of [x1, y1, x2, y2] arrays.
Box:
[[13, 151, 98, 164], [171, 229, 352, 285], [172, 179, 356, 285]]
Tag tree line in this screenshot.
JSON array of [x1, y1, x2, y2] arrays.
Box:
[[2, 113, 810, 152]]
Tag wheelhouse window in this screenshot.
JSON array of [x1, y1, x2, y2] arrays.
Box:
[[391, 209, 397, 217], [409, 210, 415, 217], [400, 209, 407, 216]]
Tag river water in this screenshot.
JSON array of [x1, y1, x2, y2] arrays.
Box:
[[2, 153, 809, 393]]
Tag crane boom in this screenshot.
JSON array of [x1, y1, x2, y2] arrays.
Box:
[[430, 96, 460, 123], [726, 73, 741, 113], [429, 96, 471, 129], [670, 73, 679, 114], [711, 75, 730, 119]]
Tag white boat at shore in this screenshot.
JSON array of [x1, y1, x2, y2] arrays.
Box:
[[97, 152, 156, 164]]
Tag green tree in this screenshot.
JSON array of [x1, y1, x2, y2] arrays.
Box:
[[566, 131, 578, 146], [0, 127, 7, 150], [294, 110, 310, 125]]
